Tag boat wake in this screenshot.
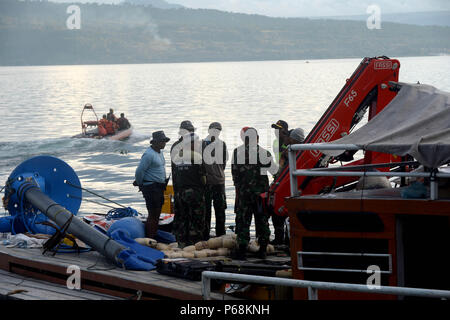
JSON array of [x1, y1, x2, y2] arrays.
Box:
[[0, 136, 145, 167], [127, 131, 151, 144]]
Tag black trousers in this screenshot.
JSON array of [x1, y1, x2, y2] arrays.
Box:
[[141, 183, 165, 239], [204, 184, 227, 239]]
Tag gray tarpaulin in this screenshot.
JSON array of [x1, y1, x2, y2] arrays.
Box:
[[324, 82, 450, 168]]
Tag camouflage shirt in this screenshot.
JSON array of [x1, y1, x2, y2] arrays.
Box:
[[231, 144, 274, 194]]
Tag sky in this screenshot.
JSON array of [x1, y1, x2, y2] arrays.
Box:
[[49, 0, 450, 18]]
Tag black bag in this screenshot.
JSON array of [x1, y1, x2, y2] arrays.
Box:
[[156, 259, 216, 281]]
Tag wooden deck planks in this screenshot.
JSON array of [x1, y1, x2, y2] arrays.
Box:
[[0, 246, 235, 300], [0, 269, 120, 300]]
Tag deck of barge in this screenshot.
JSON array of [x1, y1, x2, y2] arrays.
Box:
[[0, 246, 242, 300]]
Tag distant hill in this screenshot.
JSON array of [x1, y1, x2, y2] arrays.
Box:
[[122, 0, 183, 10], [316, 11, 450, 27], [0, 0, 449, 66]]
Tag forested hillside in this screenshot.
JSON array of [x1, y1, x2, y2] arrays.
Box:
[[1, 0, 449, 65]]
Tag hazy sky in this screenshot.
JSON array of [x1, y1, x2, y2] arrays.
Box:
[[50, 0, 450, 17]]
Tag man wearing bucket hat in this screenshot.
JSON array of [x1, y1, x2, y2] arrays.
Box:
[[135, 130, 170, 239]]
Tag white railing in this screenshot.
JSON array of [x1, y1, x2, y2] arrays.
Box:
[[201, 271, 450, 300], [288, 143, 450, 200]]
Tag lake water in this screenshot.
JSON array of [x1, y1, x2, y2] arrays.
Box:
[[1, 56, 449, 236]]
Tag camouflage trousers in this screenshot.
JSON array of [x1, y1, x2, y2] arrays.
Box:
[[172, 187, 206, 247], [204, 184, 227, 239], [234, 190, 270, 247]]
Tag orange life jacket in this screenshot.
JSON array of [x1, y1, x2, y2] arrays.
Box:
[[98, 119, 115, 135], [104, 121, 115, 134], [98, 124, 107, 136]]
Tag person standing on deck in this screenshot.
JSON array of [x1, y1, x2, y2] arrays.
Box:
[[269, 120, 290, 246], [171, 130, 207, 247], [202, 122, 229, 239], [135, 131, 170, 239], [232, 127, 276, 260], [271, 127, 305, 246], [171, 120, 196, 243], [271, 120, 290, 165]]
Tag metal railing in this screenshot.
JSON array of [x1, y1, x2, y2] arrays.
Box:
[[288, 143, 450, 200], [201, 271, 450, 300], [199, 143, 450, 300]]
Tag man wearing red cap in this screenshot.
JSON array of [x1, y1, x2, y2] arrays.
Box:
[[232, 127, 275, 260]]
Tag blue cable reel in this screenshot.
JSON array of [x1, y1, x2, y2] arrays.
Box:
[[1, 156, 165, 269], [3, 156, 82, 235]]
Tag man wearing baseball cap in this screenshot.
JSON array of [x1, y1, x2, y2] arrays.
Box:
[[271, 120, 290, 164], [202, 122, 228, 239], [171, 129, 207, 247], [170, 120, 207, 247], [271, 127, 305, 245], [171, 120, 196, 195], [135, 130, 170, 239]]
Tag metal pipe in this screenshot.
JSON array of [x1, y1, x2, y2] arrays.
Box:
[[201, 271, 450, 300], [297, 266, 392, 274], [431, 180, 438, 200], [292, 170, 450, 178], [308, 286, 318, 300], [290, 143, 360, 151], [308, 161, 419, 171], [288, 147, 299, 197], [25, 187, 126, 265]]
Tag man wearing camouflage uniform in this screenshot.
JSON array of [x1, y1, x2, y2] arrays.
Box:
[[232, 127, 275, 260], [171, 124, 207, 247]]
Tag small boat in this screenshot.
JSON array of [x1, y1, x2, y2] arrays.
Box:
[[72, 104, 133, 141]]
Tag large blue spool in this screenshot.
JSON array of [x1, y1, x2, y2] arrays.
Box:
[[3, 156, 82, 234], [6, 155, 82, 215]]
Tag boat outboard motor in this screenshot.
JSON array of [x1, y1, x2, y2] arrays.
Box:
[[2, 156, 161, 270]]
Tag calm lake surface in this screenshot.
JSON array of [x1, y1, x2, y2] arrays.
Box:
[[1, 56, 449, 236]]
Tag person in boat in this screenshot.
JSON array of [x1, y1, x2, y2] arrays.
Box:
[[232, 127, 275, 260], [135, 130, 170, 239], [202, 122, 228, 239], [171, 128, 207, 247], [116, 113, 131, 131], [271, 120, 290, 164], [99, 114, 117, 135], [98, 115, 109, 136], [271, 127, 305, 246], [106, 108, 118, 123]]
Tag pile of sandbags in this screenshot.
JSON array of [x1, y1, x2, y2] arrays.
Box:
[[135, 234, 275, 259], [135, 234, 237, 259]]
